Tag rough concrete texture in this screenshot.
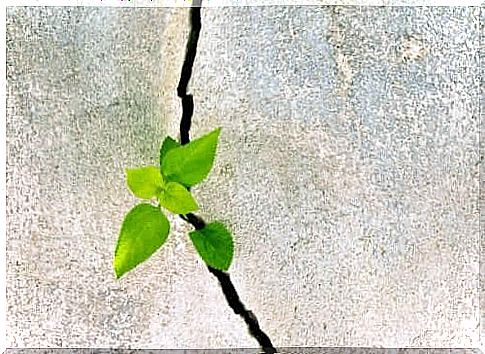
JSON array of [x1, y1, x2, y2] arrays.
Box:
[[3, 350, 484, 354], [481, 6, 485, 352], [6, 5, 481, 350]]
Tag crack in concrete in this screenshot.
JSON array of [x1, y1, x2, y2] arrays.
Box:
[[175, 3, 277, 353]]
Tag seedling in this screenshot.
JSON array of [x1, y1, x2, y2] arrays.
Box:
[[111, 5, 276, 352], [113, 127, 234, 278]]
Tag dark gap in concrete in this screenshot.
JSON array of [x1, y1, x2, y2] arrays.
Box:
[[177, 2, 200, 144], [175, 3, 277, 354]]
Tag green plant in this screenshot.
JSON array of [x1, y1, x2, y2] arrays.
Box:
[[111, 5, 276, 352], [113, 127, 234, 279]]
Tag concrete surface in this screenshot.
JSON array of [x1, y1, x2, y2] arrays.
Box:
[[6, 5, 481, 350]]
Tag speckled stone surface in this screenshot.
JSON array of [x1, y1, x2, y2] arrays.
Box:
[[6, 6, 481, 351], [3, 350, 484, 354]]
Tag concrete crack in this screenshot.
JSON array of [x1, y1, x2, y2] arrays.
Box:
[[175, 3, 277, 353]]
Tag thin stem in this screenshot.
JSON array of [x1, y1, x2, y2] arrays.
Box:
[[175, 4, 277, 354]]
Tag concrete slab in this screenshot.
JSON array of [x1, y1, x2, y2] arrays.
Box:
[[6, 5, 481, 350]]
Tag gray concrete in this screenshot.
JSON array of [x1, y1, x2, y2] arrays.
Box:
[[6, 6, 481, 350]]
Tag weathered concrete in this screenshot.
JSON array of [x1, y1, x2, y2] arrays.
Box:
[[6, 6, 481, 350], [3, 349, 484, 354]]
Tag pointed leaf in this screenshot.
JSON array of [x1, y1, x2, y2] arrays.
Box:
[[114, 203, 170, 279], [161, 128, 221, 187], [158, 181, 198, 214], [189, 221, 234, 271], [160, 136, 181, 167], [126, 166, 164, 200]]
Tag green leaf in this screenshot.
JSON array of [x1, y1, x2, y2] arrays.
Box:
[[114, 203, 170, 279], [126, 166, 164, 200], [158, 181, 198, 214], [161, 127, 221, 187], [160, 136, 181, 167], [189, 221, 234, 271]]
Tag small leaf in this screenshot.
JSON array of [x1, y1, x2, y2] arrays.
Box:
[[114, 203, 170, 279], [160, 136, 181, 167], [158, 181, 198, 214], [189, 221, 234, 271], [161, 128, 221, 187], [126, 166, 164, 200]]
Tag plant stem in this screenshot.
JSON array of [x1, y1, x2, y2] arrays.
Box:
[[175, 3, 277, 354]]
